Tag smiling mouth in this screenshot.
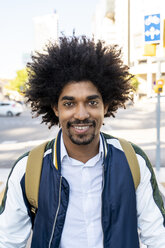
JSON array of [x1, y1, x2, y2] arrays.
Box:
[[74, 125, 90, 130], [67, 119, 96, 130], [71, 125, 92, 133]]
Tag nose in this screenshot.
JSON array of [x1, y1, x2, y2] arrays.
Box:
[[74, 104, 90, 120]]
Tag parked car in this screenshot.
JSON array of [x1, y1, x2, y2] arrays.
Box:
[[0, 101, 23, 116]]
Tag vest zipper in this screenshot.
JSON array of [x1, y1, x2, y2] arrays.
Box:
[[48, 176, 62, 248]]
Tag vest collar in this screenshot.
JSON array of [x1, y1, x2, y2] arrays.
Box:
[[53, 129, 108, 171]]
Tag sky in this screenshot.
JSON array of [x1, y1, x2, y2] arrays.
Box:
[[0, 0, 99, 79]]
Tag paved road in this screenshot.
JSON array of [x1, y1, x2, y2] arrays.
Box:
[[0, 108, 59, 168], [103, 97, 165, 168], [0, 97, 165, 248], [0, 97, 165, 168]]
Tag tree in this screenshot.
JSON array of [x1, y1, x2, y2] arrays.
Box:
[[131, 76, 140, 92], [7, 68, 28, 93]]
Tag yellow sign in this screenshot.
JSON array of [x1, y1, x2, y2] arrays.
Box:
[[154, 79, 164, 93], [143, 44, 156, 56]]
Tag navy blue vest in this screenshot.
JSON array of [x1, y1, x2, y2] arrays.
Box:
[[21, 130, 139, 247]]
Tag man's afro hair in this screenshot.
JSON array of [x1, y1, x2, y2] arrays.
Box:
[[25, 36, 133, 128]]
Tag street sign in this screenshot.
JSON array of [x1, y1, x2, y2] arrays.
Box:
[[144, 14, 161, 43]]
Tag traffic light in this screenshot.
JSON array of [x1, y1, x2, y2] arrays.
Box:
[[154, 79, 164, 93]]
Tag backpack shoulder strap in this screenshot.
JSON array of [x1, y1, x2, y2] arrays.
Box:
[[118, 138, 140, 190], [25, 141, 48, 212]]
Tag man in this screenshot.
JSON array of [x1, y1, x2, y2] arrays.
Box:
[[0, 36, 165, 248]]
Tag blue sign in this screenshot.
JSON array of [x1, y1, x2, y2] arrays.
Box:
[[144, 14, 160, 43]]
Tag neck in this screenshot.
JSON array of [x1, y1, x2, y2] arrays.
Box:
[[63, 135, 100, 164]]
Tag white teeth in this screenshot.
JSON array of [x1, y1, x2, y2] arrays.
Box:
[[74, 126, 89, 130]]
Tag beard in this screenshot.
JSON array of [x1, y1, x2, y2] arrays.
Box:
[[69, 133, 95, 145], [66, 119, 96, 145]]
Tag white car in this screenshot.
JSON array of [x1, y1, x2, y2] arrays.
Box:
[[0, 101, 23, 116]]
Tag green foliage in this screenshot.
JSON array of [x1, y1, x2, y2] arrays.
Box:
[[8, 68, 28, 93], [131, 76, 140, 92]]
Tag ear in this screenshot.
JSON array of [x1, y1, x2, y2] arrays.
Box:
[[104, 105, 109, 115], [52, 105, 59, 117]]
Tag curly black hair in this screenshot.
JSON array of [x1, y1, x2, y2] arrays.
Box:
[[25, 36, 133, 128]]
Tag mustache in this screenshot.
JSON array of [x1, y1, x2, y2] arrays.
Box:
[[67, 119, 96, 128]]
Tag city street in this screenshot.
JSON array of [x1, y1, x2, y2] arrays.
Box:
[[1, 0, 165, 247], [1, 96, 165, 191], [0, 110, 59, 168], [103, 96, 165, 168], [0, 97, 165, 248], [0, 97, 165, 169]]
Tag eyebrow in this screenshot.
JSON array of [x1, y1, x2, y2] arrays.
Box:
[[61, 96, 74, 101], [87, 95, 100, 100], [61, 95, 100, 101]]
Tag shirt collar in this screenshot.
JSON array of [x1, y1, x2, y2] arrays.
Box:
[[60, 134, 104, 164]]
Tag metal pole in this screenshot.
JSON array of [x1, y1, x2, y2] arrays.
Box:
[[156, 60, 161, 171]]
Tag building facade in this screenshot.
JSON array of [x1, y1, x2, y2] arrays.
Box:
[[92, 0, 165, 96]]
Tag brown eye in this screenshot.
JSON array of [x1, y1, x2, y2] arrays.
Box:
[[64, 102, 74, 107], [89, 101, 98, 106]]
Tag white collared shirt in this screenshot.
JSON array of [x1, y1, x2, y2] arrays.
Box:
[[0, 135, 165, 247], [59, 135, 104, 248]]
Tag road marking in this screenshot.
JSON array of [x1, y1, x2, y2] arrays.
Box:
[[1, 140, 18, 144], [0, 139, 47, 150]]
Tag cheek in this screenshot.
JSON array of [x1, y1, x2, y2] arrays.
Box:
[[94, 112, 105, 125], [58, 112, 71, 125]]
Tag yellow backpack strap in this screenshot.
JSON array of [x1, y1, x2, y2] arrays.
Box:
[[118, 138, 140, 190], [25, 141, 48, 212]]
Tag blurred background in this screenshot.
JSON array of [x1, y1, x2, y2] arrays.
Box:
[[0, 0, 165, 199], [0, 2, 165, 247], [1, 0, 165, 95]]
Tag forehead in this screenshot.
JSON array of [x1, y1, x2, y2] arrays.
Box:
[[59, 81, 101, 99]]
